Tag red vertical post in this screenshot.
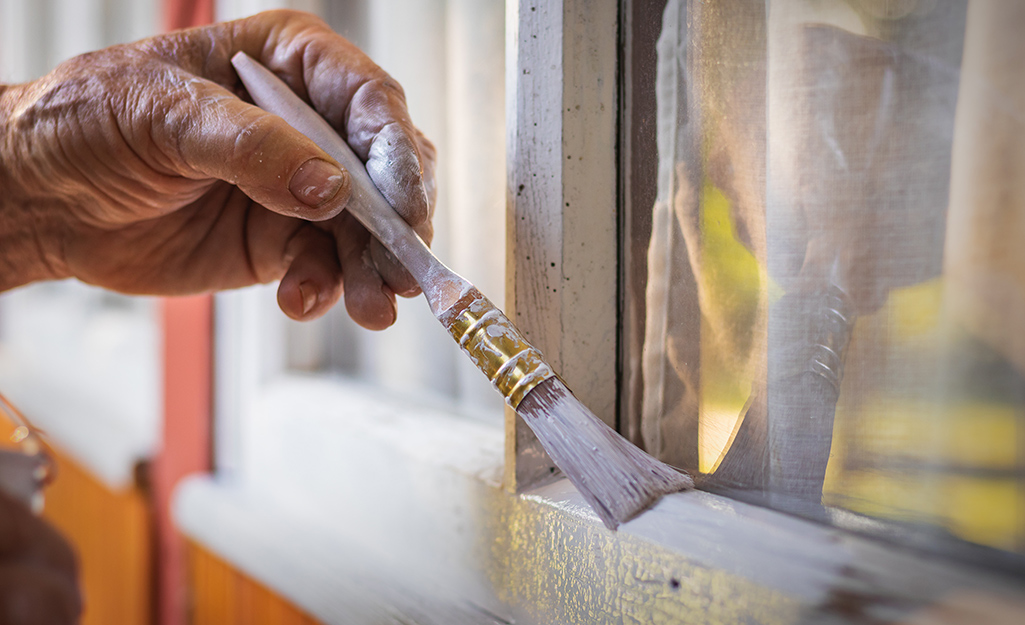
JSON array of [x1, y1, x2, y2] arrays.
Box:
[[154, 6, 216, 625], [153, 295, 213, 625], [163, 0, 215, 31]]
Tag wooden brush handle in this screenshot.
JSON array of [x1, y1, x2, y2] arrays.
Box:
[[231, 53, 555, 408], [231, 52, 460, 309]]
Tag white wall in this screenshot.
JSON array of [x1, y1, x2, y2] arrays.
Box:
[[0, 0, 157, 82]]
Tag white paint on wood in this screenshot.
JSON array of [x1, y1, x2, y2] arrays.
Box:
[[507, 0, 618, 417], [175, 376, 1025, 625], [0, 283, 160, 491], [558, 0, 619, 423], [507, 0, 566, 363], [506, 0, 619, 483]]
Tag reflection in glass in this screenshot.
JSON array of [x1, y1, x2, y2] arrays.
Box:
[[636, 0, 1025, 560]]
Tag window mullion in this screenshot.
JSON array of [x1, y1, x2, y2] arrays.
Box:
[[505, 0, 619, 490]]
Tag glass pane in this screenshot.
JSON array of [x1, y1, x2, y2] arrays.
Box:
[[629, 0, 1025, 564]]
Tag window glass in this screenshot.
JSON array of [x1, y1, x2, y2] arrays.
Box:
[[628, 0, 1025, 561]]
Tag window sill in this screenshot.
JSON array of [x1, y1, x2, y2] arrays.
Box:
[[173, 377, 1025, 625], [0, 365, 155, 490], [0, 284, 159, 490]]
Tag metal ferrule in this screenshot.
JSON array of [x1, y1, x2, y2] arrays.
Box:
[[441, 290, 554, 408], [808, 285, 855, 392]]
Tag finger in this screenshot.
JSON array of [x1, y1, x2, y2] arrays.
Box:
[[150, 11, 437, 286], [361, 122, 432, 240], [276, 224, 343, 320], [333, 214, 397, 331], [370, 239, 420, 298], [0, 566, 82, 625], [225, 12, 436, 234], [416, 127, 439, 225], [363, 124, 434, 294], [154, 71, 351, 222], [0, 491, 77, 584]]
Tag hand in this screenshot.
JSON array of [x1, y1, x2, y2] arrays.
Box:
[[0, 10, 436, 330], [0, 490, 80, 625]]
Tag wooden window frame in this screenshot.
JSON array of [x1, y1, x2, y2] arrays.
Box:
[[504, 0, 620, 489]]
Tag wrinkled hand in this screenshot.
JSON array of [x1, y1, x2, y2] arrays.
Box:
[[0, 490, 80, 625], [0, 10, 436, 329]]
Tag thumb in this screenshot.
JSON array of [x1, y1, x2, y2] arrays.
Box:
[[0, 566, 81, 625], [158, 73, 350, 221]]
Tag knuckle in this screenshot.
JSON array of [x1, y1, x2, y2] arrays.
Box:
[[349, 76, 408, 122], [229, 115, 281, 178]]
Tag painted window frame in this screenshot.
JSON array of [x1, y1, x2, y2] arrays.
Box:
[[175, 1, 1025, 624]]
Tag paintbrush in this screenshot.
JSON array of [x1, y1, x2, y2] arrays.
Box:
[[231, 52, 692, 529]]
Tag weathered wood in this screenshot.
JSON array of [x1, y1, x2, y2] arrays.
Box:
[[506, 0, 619, 489]]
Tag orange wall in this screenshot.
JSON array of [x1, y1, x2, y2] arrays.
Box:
[[44, 452, 153, 625], [0, 415, 151, 625], [188, 542, 323, 625]]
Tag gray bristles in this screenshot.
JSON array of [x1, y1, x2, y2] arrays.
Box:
[[516, 378, 693, 529]]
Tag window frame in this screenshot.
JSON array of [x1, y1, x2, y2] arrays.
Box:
[[503, 0, 619, 488]]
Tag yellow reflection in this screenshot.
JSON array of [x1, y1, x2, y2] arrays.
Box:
[[888, 279, 943, 340], [694, 181, 1024, 553], [823, 280, 1025, 552], [946, 477, 1022, 551], [697, 181, 763, 472], [946, 405, 1018, 469]]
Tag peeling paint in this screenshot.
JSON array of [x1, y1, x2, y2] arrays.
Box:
[[477, 491, 801, 625]]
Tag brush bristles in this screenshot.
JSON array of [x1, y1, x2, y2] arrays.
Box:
[[517, 378, 693, 529], [439, 290, 689, 526]]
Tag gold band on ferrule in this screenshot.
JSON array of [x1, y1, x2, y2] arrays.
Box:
[[442, 290, 554, 409]]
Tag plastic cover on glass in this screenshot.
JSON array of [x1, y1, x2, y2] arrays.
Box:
[[639, 0, 1025, 560]]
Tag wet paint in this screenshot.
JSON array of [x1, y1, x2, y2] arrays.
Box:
[[477, 486, 800, 625]]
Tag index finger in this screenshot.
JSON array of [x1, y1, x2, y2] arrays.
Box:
[[0, 490, 78, 586], [147, 10, 432, 235]]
